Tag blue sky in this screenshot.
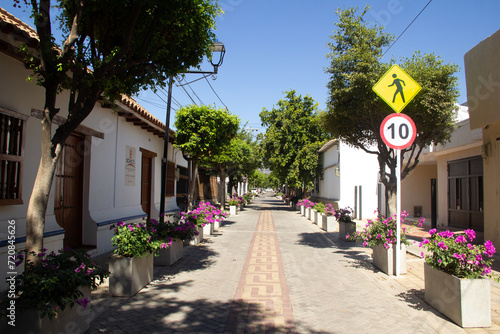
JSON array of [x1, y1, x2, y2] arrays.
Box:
[[3, 1, 500, 133]]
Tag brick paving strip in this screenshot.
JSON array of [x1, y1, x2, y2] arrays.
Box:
[[225, 210, 296, 333]]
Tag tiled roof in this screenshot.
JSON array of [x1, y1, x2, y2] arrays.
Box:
[[0, 6, 172, 140]]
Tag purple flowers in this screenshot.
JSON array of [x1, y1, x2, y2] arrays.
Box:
[[349, 209, 423, 248], [76, 297, 91, 309], [419, 228, 497, 279]]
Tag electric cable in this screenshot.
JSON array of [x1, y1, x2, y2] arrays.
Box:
[[382, 0, 433, 58], [204, 75, 228, 109]]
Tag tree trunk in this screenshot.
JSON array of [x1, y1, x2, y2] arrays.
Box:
[[385, 185, 397, 217], [25, 111, 63, 266], [187, 160, 198, 211], [218, 168, 227, 210]]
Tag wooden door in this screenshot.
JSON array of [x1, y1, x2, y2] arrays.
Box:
[[54, 133, 84, 249], [141, 155, 152, 219]]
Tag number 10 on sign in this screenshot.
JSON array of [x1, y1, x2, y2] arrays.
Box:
[[380, 113, 416, 277]]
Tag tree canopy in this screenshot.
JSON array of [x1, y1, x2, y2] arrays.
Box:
[[174, 104, 240, 208], [19, 0, 221, 263], [260, 90, 328, 192], [324, 7, 459, 213]]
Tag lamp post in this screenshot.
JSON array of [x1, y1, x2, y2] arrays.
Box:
[[159, 41, 226, 223]]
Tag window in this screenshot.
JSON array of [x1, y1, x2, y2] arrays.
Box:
[[0, 107, 27, 205]]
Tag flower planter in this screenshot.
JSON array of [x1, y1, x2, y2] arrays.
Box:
[[203, 222, 214, 235], [372, 243, 407, 276], [109, 253, 153, 297], [0, 287, 91, 334], [315, 212, 323, 225], [300, 206, 305, 216], [230, 205, 237, 216], [309, 209, 316, 221], [322, 215, 338, 232], [189, 226, 204, 245], [154, 239, 183, 266], [424, 263, 491, 328], [305, 207, 310, 219], [214, 218, 220, 230], [339, 220, 356, 241]]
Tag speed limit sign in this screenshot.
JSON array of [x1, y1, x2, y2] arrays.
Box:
[[380, 113, 416, 149]]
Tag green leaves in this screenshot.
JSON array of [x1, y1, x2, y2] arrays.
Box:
[[174, 104, 240, 162], [324, 7, 459, 201], [260, 90, 328, 190]]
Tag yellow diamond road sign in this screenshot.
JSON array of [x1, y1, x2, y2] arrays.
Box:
[[372, 64, 421, 113]]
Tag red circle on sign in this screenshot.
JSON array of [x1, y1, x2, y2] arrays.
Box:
[[380, 113, 417, 150]]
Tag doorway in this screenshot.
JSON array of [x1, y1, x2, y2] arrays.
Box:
[[54, 133, 84, 248], [448, 156, 484, 231], [140, 148, 156, 220]]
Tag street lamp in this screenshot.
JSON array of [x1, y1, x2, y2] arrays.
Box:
[[159, 41, 226, 223]]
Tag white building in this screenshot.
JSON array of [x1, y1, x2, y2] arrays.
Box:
[[314, 103, 484, 231], [312, 140, 381, 221], [0, 7, 187, 290]]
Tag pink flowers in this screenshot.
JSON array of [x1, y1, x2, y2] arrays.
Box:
[[420, 228, 497, 279]]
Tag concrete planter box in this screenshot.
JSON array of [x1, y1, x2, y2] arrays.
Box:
[[214, 218, 220, 230], [230, 205, 237, 216], [305, 207, 310, 219], [109, 253, 153, 297], [0, 286, 91, 334], [372, 243, 407, 276], [203, 223, 214, 235], [309, 209, 316, 221], [315, 212, 323, 225], [189, 226, 204, 245], [154, 239, 183, 266], [300, 206, 305, 216], [424, 263, 491, 328], [322, 215, 338, 232], [339, 221, 356, 241]]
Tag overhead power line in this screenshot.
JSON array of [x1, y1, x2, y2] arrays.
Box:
[[204, 75, 228, 109], [382, 0, 433, 58]]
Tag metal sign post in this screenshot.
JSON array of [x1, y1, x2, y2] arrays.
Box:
[[379, 109, 418, 277]]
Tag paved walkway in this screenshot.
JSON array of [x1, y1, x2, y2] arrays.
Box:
[[85, 193, 500, 333]]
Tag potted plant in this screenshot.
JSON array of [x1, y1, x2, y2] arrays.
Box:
[[321, 203, 337, 232], [152, 219, 191, 266], [297, 198, 307, 216], [313, 202, 325, 225], [109, 221, 163, 297], [419, 228, 497, 327], [228, 193, 242, 215], [0, 248, 107, 333], [335, 206, 356, 241], [349, 210, 423, 276]]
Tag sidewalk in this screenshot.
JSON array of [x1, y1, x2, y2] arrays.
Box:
[[85, 195, 500, 333]]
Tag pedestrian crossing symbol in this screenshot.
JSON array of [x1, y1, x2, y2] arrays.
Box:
[[372, 64, 421, 113]]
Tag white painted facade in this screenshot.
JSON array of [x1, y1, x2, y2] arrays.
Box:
[[0, 8, 186, 290], [313, 140, 380, 221]]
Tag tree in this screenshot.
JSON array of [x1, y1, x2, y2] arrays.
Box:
[[200, 135, 250, 209], [17, 0, 220, 264], [324, 7, 459, 215], [174, 104, 239, 209], [260, 90, 328, 192]]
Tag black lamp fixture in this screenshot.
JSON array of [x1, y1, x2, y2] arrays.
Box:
[[158, 41, 226, 223]]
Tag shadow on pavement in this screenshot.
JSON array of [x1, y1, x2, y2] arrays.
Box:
[[395, 288, 427, 311], [87, 288, 328, 333], [332, 249, 376, 272], [296, 232, 335, 249]]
